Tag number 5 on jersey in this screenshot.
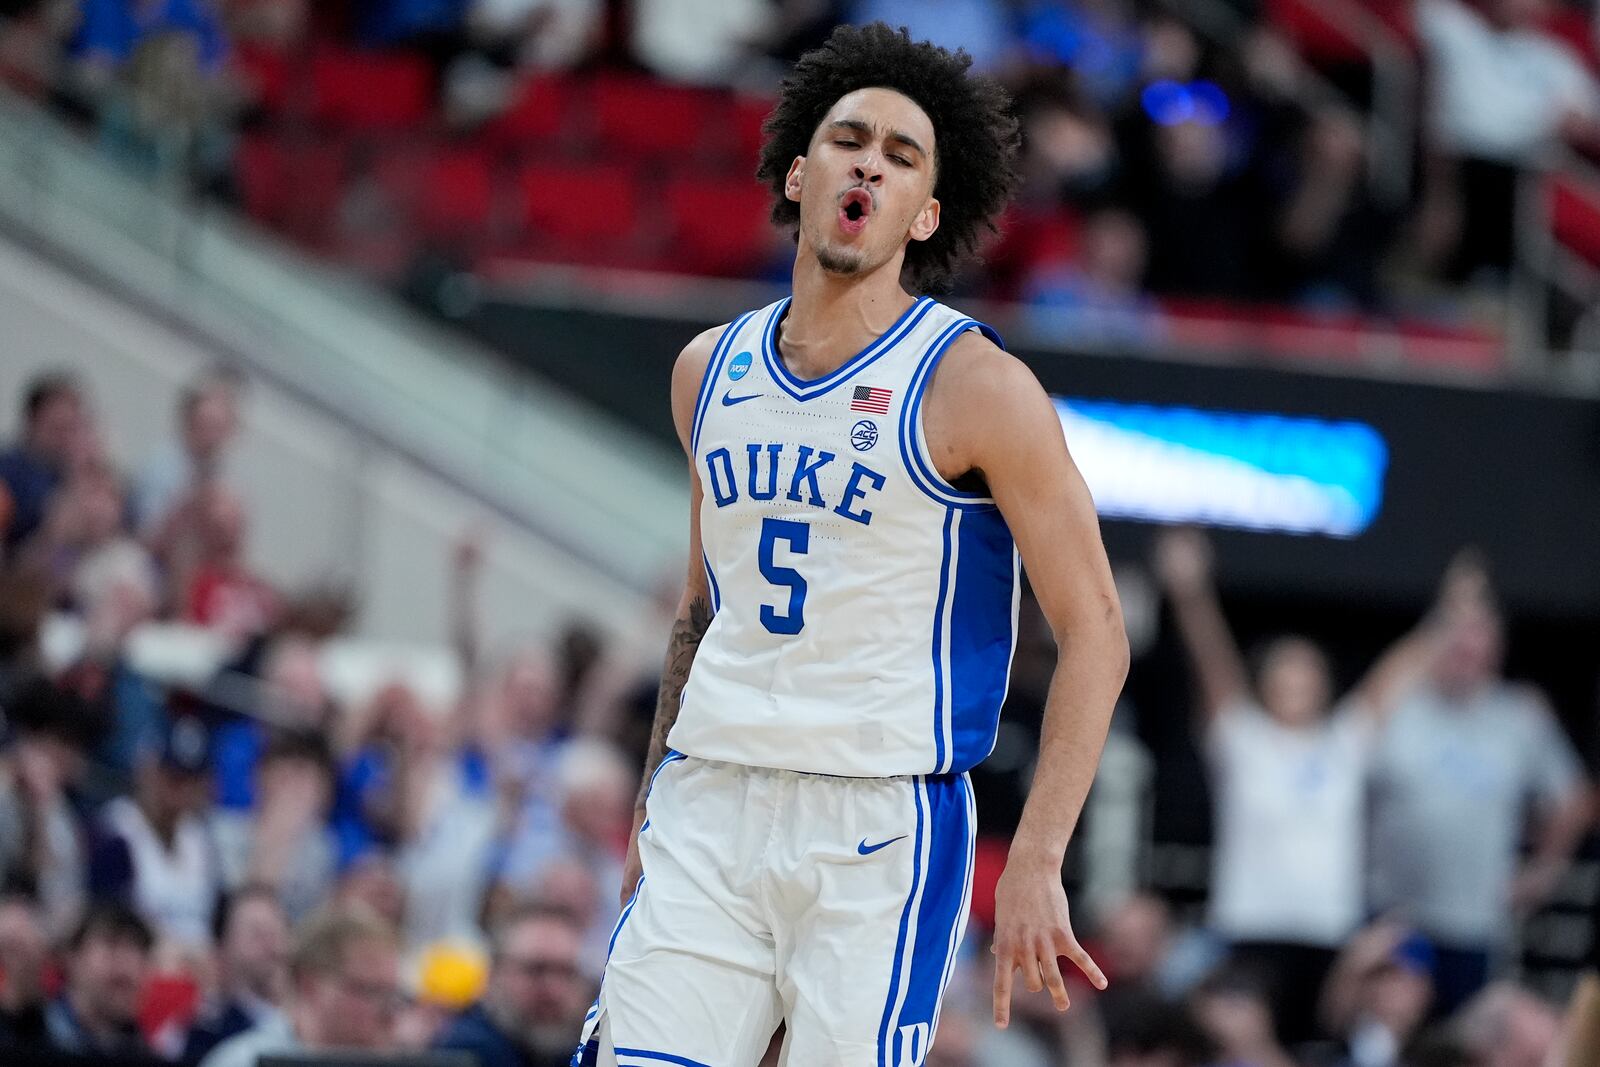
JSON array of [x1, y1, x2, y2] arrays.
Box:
[[758, 517, 809, 634]]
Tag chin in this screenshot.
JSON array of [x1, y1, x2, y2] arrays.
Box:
[[815, 244, 867, 275]]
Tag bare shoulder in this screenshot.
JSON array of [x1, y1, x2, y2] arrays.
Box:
[[669, 324, 731, 450], [672, 324, 728, 393], [925, 328, 1054, 436], [931, 329, 1050, 411], [923, 327, 1060, 483]]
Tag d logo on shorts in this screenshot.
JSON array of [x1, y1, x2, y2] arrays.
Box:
[[897, 1022, 931, 1067]]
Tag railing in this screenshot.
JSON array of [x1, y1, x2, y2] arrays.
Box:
[[0, 88, 686, 597], [1514, 150, 1600, 387]]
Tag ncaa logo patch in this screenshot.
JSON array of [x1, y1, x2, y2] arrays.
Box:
[[850, 419, 879, 452], [728, 351, 753, 381]]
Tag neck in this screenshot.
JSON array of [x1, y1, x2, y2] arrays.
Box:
[[783, 245, 915, 378], [142, 800, 180, 846], [484, 996, 520, 1039], [226, 970, 276, 1010], [67, 990, 122, 1044], [290, 1001, 323, 1047]]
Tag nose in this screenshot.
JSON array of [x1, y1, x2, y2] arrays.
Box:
[[852, 158, 884, 185]]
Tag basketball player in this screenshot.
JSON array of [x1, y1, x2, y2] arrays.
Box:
[[575, 24, 1129, 1067]]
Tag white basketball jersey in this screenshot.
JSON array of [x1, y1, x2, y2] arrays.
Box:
[[670, 295, 1021, 778]]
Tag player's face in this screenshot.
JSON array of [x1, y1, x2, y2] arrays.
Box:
[[785, 87, 940, 279]]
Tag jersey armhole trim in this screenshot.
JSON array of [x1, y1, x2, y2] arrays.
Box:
[[689, 309, 758, 454], [900, 318, 1004, 511]]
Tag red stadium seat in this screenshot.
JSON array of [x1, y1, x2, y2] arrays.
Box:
[[729, 93, 774, 168], [485, 72, 571, 148], [1550, 173, 1600, 268], [593, 73, 716, 158], [1266, 0, 1417, 64], [310, 48, 434, 130], [665, 177, 774, 275], [378, 146, 498, 238], [235, 133, 288, 222], [420, 148, 497, 236], [236, 134, 350, 246], [518, 162, 639, 246], [231, 42, 293, 115]]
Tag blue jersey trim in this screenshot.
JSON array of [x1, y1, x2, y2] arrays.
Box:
[[877, 776, 927, 1067], [898, 317, 1004, 511], [761, 296, 938, 402], [947, 510, 1018, 771], [690, 310, 758, 455], [933, 775, 978, 1035], [615, 1050, 715, 1067], [582, 748, 688, 1040], [931, 509, 954, 773], [885, 774, 974, 1067], [701, 551, 721, 612]]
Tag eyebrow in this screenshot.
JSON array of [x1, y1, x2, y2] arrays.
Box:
[[828, 119, 928, 159]]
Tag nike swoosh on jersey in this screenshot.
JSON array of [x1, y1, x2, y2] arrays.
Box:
[[721, 391, 763, 406], [857, 835, 908, 856]]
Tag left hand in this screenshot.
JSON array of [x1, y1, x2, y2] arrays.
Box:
[[991, 854, 1106, 1027]]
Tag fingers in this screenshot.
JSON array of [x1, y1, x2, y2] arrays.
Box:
[[992, 949, 1013, 1028], [1022, 954, 1045, 994], [995, 944, 1090, 1025], [1040, 950, 1071, 1012], [1056, 930, 1108, 991]]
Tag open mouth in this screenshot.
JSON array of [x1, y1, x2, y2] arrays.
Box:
[[838, 188, 873, 234]]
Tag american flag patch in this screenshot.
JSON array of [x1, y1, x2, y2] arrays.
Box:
[[851, 385, 892, 414]]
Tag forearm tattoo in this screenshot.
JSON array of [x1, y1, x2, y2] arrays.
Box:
[[636, 595, 713, 808]]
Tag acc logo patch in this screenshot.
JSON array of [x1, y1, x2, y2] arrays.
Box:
[[728, 351, 753, 381], [850, 419, 879, 452]]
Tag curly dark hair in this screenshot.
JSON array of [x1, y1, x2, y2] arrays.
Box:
[[756, 22, 1022, 294]]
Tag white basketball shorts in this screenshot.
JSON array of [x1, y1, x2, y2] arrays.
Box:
[[573, 751, 976, 1067]]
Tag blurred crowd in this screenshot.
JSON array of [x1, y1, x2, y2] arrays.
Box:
[[1, 0, 1599, 345], [0, 362, 1595, 1067]]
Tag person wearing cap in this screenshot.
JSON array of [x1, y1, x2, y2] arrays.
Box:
[[1316, 920, 1436, 1067], [89, 715, 222, 950], [433, 903, 590, 1067]]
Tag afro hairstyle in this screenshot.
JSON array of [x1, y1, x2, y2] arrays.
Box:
[[756, 22, 1022, 294]]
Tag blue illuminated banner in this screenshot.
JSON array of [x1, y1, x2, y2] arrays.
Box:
[[1055, 398, 1389, 537]]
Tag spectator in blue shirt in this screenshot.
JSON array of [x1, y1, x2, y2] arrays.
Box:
[[434, 903, 590, 1067], [359, 0, 471, 49], [0, 373, 85, 553], [70, 0, 228, 74]]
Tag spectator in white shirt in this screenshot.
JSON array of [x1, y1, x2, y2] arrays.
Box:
[[1368, 583, 1590, 1014], [89, 715, 221, 954], [133, 367, 243, 537], [1154, 529, 1442, 1044]]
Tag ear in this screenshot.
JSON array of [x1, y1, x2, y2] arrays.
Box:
[[784, 156, 805, 204], [908, 196, 940, 244]]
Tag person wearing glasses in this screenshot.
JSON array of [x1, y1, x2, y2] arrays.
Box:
[[434, 904, 590, 1067], [201, 905, 401, 1067]]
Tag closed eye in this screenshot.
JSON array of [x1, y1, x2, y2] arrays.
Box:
[[834, 139, 858, 149], [890, 155, 912, 167]]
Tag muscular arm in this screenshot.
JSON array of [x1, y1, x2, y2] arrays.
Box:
[[636, 591, 713, 808], [925, 331, 1128, 1024], [631, 326, 723, 813]]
